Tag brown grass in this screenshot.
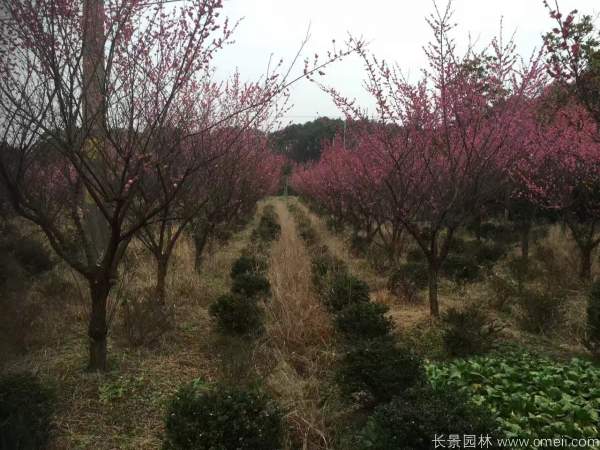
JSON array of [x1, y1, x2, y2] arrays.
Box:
[[257, 198, 338, 450]]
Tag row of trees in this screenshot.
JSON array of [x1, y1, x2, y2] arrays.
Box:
[[291, 2, 600, 317], [0, 0, 360, 370]]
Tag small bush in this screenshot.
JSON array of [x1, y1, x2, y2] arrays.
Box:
[[397, 262, 429, 290], [336, 338, 425, 404], [0, 373, 55, 450], [256, 206, 280, 242], [585, 281, 600, 358], [518, 287, 565, 334], [297, 222, 318, 246], [10, 238, 54, 276], [442, 254, 480, 283], [474, 241, 506, 267], [405, 247, 425, 263], [163, 382, 283, 450], [441, 306, 501, 357], [231, 273, 271, 299], [310, 249, 348, 292], [349, 234, 370, 256], [335, 302, 393, 341], [353, 385, 502, 450], [121, 291, 173, 347], [209, 294, 264, 336], [230, 255, 267, 279], [326, 216, 344, 233], [324, 273, 370, 312], [387, 269, 421, 303]]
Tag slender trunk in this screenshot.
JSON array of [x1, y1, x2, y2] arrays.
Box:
[[428, 263, 440, 318], [156, 255, 168, 304], [193, 229, 209, 272], [520, 221, 531, 266], [88, 279, 110, 371], [580, 245, 593, 281]]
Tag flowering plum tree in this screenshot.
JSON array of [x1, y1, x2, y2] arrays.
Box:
[[294, 3, 545, 317], [0, 0, 358, 370]]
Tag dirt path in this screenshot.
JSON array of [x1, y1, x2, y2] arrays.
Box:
[[260, 197, 336, 450]]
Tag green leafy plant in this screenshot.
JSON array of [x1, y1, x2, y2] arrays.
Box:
[[427, 352, 600, 443], [334, 302, 393, 341], [163, 382, 283, 450], [336, 338, 424, 404], [209, 294, 264, 336], [0, 373, 55, 450], [441, 305, 502, 357], [442, 254, 480, 283]]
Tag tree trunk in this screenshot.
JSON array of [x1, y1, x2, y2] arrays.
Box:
[[520, 221, 531, 266], [156, 256, 168, 304], [193, 229, 209, 272], [580, 245, 593, 281], [88, 279, 110, 371], [428, 264, 440, 318]]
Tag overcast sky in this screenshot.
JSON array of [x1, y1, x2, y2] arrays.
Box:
[[213, 0, 599, 126]]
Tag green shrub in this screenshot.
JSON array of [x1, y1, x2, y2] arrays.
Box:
[[441, 306, 501, 357], [326, 216, 344, 233], [386, 269, 421, 303], [442, 254, 480, 283], [310, 249, 348, 292], [427, 352, 600, 442], [335, 302, 393, 341], [518, 288, 565, 334], [349, 234, 370, 256], [256, 207, 280, 242], [230, 255, 267, 279], [585, 281, 600, 358], [474, 241, 506, 267], [324, 273, 370, 312], [0, 373, 55, 450], [353, 385, 502, 450], [163, 382, 283, 450], [397, 262, 429, 290], [405, 247, 425, 263], [10, 238, 54, 275], [209, 294, 263, 336], [231, 273, 271, 299], [336, 338, 425, 404]]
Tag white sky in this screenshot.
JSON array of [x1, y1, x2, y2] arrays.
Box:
[[213, 0, 600, 125]]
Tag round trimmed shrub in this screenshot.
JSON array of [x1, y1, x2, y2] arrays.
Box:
[[10, 238, 54, 275], [310, 250, 347, 291], [256, 207, 280, 242], [231, 273, 271, 299], [442, 254, 480, 283], [209, 294, 263, 336], [324, 273, 370, 312], [335, 302, 393, 341], [336, 338, 424, 404], [163, 383, 283, 450], [397, 262, 429, 290], [353, 385, 502, 450], [0, 373, 55, 450], [230, 255, 267, 279], [441, 306, 500, 357]]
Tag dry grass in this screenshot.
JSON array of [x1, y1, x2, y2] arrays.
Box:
[[293, 198, 593, 360], [256, 198, 338, 450]]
